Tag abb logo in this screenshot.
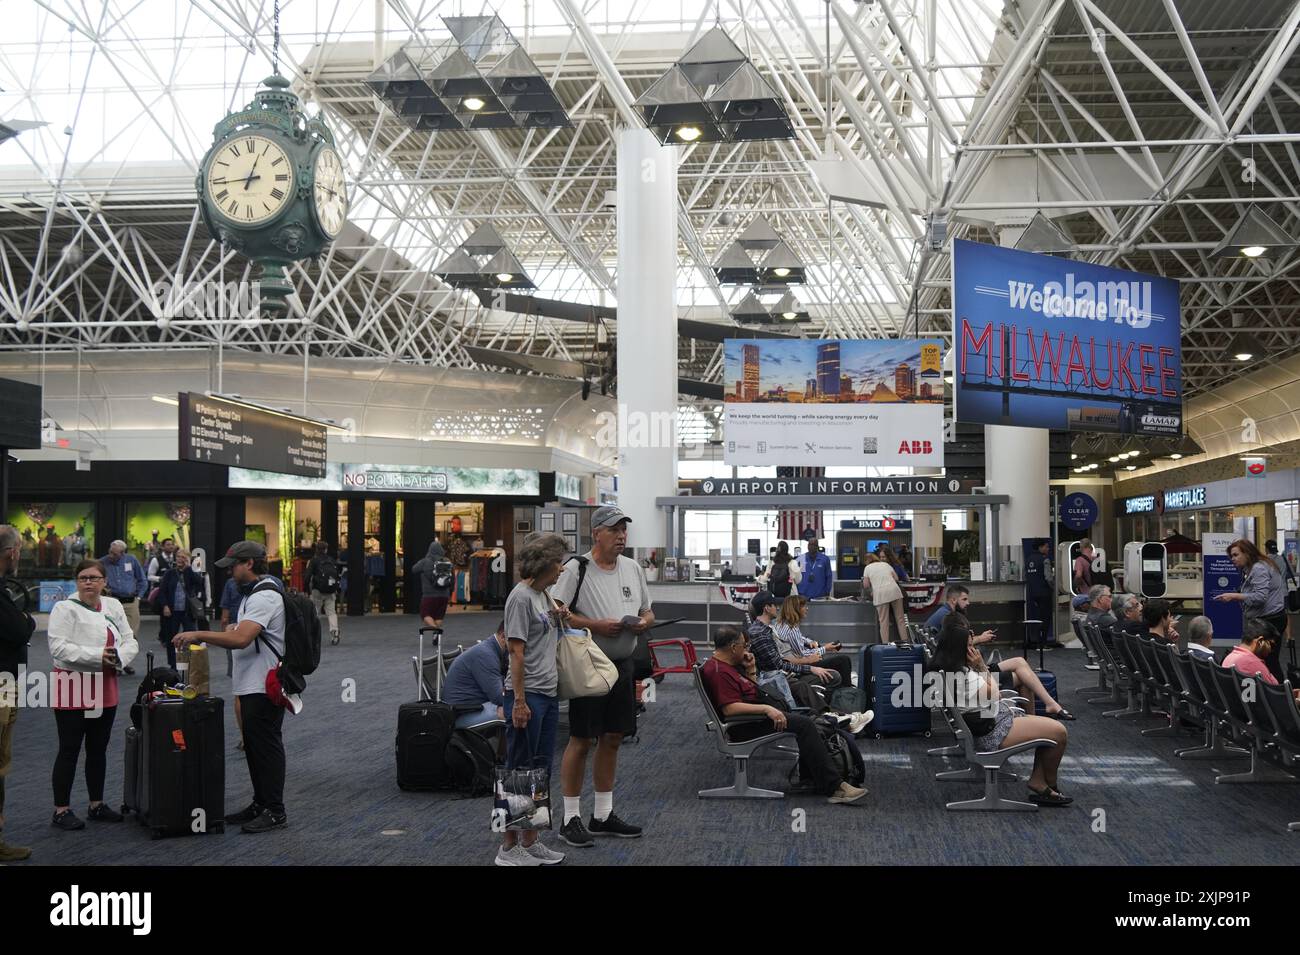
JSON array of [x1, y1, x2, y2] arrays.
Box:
[[897, 440, 934, 455]]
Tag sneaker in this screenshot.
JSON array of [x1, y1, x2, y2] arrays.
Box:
[[523, 840, 566, 865], [559, 815, 595, 848], [224, 803, 262, 825], [588, 812, 642, 838], [241, 809, 287, 834], [87, 803, 124, 823], [827, 781, 869, 805], [0, 840, 32, 861], [51, 810, 85, 831], [847, 711, 874, 736], [122, 666, 136, 676], [494, 843, 543, 867]]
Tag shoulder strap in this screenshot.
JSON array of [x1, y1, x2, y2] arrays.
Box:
[[564, 556, 589, 616], [249, 578, 286, 660]]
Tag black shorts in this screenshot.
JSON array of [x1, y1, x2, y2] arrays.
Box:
[[567, 656, 637, 739], [998, 670, 1016, 690]]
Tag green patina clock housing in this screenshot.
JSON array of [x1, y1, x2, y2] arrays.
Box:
[[196, 74, 347, 312]]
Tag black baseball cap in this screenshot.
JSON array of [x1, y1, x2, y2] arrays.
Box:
[[750, 590, 781, 616], [215, 540, 267, 568]]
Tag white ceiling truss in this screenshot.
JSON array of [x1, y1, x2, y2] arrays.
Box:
[[1, 0, 1299, 420]]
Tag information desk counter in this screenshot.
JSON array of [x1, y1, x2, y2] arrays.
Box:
[[646, 580, 1037, 649]]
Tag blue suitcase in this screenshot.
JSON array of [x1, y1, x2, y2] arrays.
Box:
[[861, 643, 931, 738], [1034, 670, 1058, 716]]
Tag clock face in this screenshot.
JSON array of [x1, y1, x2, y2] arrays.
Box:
[[204, 135, 295, 226], [312, 146, 347, 238]]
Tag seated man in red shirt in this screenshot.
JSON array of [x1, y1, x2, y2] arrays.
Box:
[[1221, 621, 1300, 701], [699, 626, 868, 805]]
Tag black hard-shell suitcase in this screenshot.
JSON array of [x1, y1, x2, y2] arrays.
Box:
[[861, 642, 931, 738], [136, 695, 225, 838], [396, 627, 457, 791]]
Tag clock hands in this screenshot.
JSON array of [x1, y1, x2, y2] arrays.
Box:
[[242, 155, 262, 190], [211, 176, 260, 186]]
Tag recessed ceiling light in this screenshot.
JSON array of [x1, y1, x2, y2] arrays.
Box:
[[1070, 453, 1078, 460], [1109, 456, 1120, 463], [1241, 245, 1266, 258], [495, 273, 513, 282], [463, 96, 485, 111], [1125, 465, 1137, 471], [773, 267, 791, 277], [675, 125, 702, 142], [1170, 453, 1183, 459], [1234, 351, 1254, 361], [781, 310, 797, 320]]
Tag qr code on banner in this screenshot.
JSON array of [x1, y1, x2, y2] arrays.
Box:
[[863, 437, 878, 454]]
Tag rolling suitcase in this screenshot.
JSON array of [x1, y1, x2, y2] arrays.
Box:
[[122, 724, 142, 816], [136, 694, 225, 838], [396, 627, 456, 791], [861, 642, 931, 738]]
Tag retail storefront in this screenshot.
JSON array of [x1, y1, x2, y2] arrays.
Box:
[[7, 459, 565, 616]]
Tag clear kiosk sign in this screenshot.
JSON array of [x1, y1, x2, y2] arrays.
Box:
[[178, 393, 327, 478]]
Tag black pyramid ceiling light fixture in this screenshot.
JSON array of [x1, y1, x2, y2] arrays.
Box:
[[433, 223, 536, 289], [635, 26, 794, 145], [1212, 203, 1294, 259], [729, 289, 774, 324], [366, 15, 571, 132], [712, 216, 804, 286], [770, 290, 810, 323], [1012, 211, 1076, 255]]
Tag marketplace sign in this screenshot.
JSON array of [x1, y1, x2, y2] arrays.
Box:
[[230, 464, 539, 497], [952, 240, 1183, 436], [1121, 485, 1206, 515], [723, 338, 944, 467]]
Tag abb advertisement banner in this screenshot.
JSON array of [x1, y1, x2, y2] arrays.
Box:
[[952, 240, 1183, 435], [723, 338, 944, 467]]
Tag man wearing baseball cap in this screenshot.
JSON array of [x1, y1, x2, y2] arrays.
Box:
[[172, 540, 289, 833], [550, 505, 653, 848]]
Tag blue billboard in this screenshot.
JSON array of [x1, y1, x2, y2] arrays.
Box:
[[952, 240, 1183, 435]]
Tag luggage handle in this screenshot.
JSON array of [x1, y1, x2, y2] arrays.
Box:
[[417, 627, 443, 702]]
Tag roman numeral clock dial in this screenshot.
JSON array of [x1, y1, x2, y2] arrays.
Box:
[[311, 146, 348, 238], [204, 135, 294, 225]]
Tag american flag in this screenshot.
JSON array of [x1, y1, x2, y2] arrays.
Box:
[[777, 466, 824, 541]]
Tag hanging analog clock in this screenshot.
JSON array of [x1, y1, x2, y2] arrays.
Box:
[[196, 74, 347, 313]]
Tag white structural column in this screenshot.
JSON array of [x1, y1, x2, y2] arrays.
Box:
[[983, 225, 1050, 578], [616, 127, 678, 544]]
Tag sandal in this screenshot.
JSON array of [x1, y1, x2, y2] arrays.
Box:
[[1049, 708, 1076, 721], [1027, 786, 1073, 806]]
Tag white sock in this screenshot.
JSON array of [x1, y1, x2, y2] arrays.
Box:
[[594, 791, 613, 821], [563, 796, 581, 824]]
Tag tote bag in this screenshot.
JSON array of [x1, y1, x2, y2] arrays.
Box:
[[556, 627, 618, 700]]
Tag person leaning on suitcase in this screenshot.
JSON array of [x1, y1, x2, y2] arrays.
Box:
[[47, 559, 140, 830], [0, 525, 37, 859], [173, 540, 289, 834]]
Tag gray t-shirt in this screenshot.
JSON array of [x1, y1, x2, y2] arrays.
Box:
[[503, 581, 558, 697], [233, 580, 286, 697], [550, 553, 652, 661]]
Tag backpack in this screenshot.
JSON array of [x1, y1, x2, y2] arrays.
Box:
[[444, 728, 497, 796], [252, 579, 322, 689], [769, 562, 791, 598], [792, 721, 866, 788], [433, 560, 454, 591], [829, 685, 868, 715], [310, 557, 339, 595]]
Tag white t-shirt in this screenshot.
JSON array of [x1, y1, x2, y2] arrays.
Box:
[[232, 579, 286, 697], [952, 667, 999, 717], [550, 553, 651, 661]]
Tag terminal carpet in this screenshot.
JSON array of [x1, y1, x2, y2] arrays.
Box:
[[6, 612, 1300, 866]]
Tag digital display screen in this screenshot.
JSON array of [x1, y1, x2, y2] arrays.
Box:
[[1143, 559, 1163, 573]]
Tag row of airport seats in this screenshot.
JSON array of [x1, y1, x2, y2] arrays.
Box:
[[1079, 620, 1300, 832], [690, 622, 1057, 811]]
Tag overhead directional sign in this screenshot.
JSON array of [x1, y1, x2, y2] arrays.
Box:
[[178, 393, 327, 478]]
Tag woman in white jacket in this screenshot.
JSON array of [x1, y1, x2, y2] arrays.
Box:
[[47, 558, 139, 830], [861, 553, 908, 644], [757, 541, 802, 597]]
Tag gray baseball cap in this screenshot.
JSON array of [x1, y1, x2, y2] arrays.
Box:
[[591, 505, 631, 529], [215, 540, 268, 568]]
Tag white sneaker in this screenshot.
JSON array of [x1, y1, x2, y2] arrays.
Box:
[[524, 840, 566, 865], [847, 711, 875, 735], [494, 843, 543, 867]]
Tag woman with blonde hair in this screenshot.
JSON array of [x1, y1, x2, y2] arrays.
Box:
[[772, 595, 853, 687]]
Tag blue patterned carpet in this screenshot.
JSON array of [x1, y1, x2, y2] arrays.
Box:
[[5, 612, 1300, 866]]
